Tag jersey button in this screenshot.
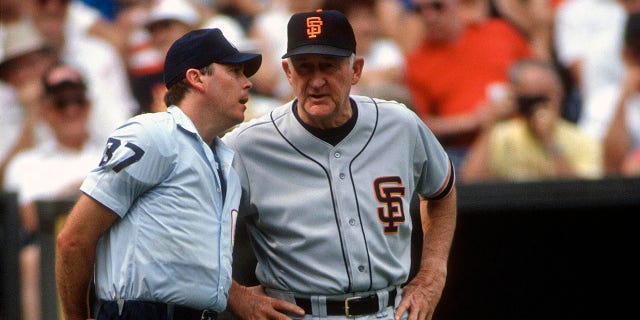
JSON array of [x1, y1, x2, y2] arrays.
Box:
[[334, 152, 341, 158], [349, 218, 356, 226], [358, 265, 365, 272], [339, 173, 346, 179]]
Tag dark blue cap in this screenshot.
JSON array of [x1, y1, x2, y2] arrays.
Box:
[[163, 28, 262, 88], [282, 9, 356, 59]]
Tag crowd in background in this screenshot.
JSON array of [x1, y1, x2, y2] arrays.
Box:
[[1, 0, 640, 318], [4, 0, 640, 187]]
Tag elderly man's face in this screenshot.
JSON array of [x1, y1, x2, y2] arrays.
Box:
[[283, 54, 363, 129]]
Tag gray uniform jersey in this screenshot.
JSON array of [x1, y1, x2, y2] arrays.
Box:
[[223, 95, 453, 295]]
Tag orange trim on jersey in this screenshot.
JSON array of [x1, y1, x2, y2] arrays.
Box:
[[428, 160, 455, 201]]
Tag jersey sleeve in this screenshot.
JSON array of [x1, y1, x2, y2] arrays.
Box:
[[412, 112, 455, 200], [80, 120, 175, 217]]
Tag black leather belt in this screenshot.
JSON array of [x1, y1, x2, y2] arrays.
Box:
[[171, 304, 217, 320], [295, 289, 396, 316], [99, 300, 217, 320]]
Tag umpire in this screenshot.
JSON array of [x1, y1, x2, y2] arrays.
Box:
[[55, 28, 261, 320]]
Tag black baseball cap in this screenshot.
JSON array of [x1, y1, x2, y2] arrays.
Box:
[[282, 9, 356, 59], [163, 28, 262, 88]]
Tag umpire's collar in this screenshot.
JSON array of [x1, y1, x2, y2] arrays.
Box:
[[167, 105, 199, 138]]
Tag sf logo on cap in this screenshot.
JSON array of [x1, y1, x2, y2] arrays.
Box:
[[306, 16, 323, 38]]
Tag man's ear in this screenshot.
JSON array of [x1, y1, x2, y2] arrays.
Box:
[[282, 59, 293, 85], [351, 56, 365, 85], [282, 59, 293, 81], [185, 68, 206, 92]]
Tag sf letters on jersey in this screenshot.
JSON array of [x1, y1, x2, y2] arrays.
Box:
[[373, 176, 406, 234]]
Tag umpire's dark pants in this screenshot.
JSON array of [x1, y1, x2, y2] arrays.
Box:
[[97, 300, 217, 320]]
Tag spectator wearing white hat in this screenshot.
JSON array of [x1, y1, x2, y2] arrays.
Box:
[[4, 62, 104, 320], [0, 18, 58, 189], [127, 0, 204, 113]]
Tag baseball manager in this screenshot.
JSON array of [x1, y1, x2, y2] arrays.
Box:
[[223, 9, 457, 320]]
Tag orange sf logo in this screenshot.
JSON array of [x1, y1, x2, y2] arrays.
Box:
[[306, 17, 323, 38]]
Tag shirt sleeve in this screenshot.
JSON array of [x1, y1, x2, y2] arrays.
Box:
[[80, 120, 175, 217], [412, 112, 455, 200]]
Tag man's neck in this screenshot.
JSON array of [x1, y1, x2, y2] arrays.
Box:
[[294, 99, 358, 146], [57, 134, 88, 151]]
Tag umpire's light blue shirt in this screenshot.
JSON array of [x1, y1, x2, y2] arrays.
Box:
[[81, 106, 240, 311]]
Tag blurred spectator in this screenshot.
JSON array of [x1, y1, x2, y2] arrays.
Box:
[[31, 0, 129, 55], [129, 0, 202, 113], [456, 0, 492, 23], [145, 0, 203, 59], [200, 1, 280, 119], [248, 0, 325, 102], [201, 0, 250, 48], [80, 0, 119, 21], [405, 0, 532, 173], [3, 62, 103, 320], [462, 59, 603, 182], [324, 0, 412, 105], [374, 0, 425, 54], [0, 0, 27, 27], [449, 0, 559, 64], [124, 0, 273, 119], [210, 0, 270, 31], [554, 0, 627, 122], [577, 1, 640, 143], [0, 18, 58, 188], [493, 0, 557, 62], [32, 0, 138, 143], [117, 0, 162, 111], [603, 12, 640, 175], [112, 0, 156, 55], [621, 148, 640, 176]]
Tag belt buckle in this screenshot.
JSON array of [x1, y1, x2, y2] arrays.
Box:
[[200, 309, 216, 320], [344, 296, 360, 317]]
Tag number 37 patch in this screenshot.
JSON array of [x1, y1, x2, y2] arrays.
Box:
[[98, 137, 145, 172]]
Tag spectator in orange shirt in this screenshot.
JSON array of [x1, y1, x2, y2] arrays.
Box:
[[405, 0, 531, 173]]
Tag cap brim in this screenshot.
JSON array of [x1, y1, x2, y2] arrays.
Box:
[[282, 45, 353, 59], [0, 46, 50, 70], [45, 81, 86, 94], [219, 52, 262, 77]]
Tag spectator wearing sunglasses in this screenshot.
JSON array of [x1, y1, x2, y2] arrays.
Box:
[[3, 62, 104, 320], [461, 58, 603, 182], [31, 0, 138, 144], [0, 17, 58, 189]]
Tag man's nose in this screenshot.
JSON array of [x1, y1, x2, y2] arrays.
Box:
[[308, 71, 327, 88]]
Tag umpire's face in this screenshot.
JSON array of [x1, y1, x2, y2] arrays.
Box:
[[283, 54, 364, 129]]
